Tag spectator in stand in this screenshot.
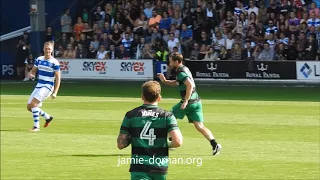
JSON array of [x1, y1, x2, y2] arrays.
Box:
[[82, 23, 93, 39], [144, 1, 155, 19], [167, 33, 180, 53], [159, 11, 171, 31], [142, 44, 155, 59], [275, 42, 288, 60], [23, 54, 35, 81], [309, 2, 320, 17], [266, 33, 276, 49], [162, 29, 170, 42], [242, 41, 255, 71], [305, 34, 317, 60], [222, 11, 236, 30], [248, 0, 259, 16], [171, 11, 182, 29], [58, 33, 68, 50], [101, 22, 112, 35], [169, 24, 180, 38], [307, 11, 320, 28], [91, 34, 100, 50], [128, 13, 149, 36], [82, 8, 89, 23], [257, 42, 275, 61], [87, 44, 97, 59], [109, 24, 123, 46], [96, 45, 108, 59], [105, 3, 115, 18], [258, 1, 268, 25], [199, 44, 208, 60], [61, 8, 72, 35], [189, 43, 200, 60], [45, 26, 54, 42], [122, 32, 134, 53], [265, 19, 278, 38], [148, 10, 162, 29], [300, 12, 309, 24], [155, 45, 168, 61], [297, 31, 307, 59], [203, 47, 218, 60], [75, 44, 88, 58], [180, 23, 193, 58], [197, 30, 211, 49], [55, 45, 64, 58], [287, 39, 298, 60], [150, 28, 162, 44], [74, 17, 85, 41], [63, 44, 76, 58], [218, 46, 230, 60], [135, 37, 147, 59], [118, 44, 131, 59], [69, 36, 78, 49], [229, 43, 242, 60], [181, 1, 194, 19], [92, 23, 102, 38], [248, 12, 259, 26], [78, 33, 90, 50], [16, 31, 30, 80], [108, 44, 118, 59], [212, 32, 226, 51]]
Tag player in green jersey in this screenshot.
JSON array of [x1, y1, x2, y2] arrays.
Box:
[[117, 80, 183, 180], [157, 52, 222, 155]]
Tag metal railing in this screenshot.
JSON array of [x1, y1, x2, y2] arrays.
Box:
[[0, 26, 31, 42]]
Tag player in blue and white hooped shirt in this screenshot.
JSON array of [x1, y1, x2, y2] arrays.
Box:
[[27, 42, 61, 132]]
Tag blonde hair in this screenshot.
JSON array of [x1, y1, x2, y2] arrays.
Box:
[[44, 41, 54, 48]]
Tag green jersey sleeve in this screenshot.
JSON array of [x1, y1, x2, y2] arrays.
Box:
[[177, 72, 189, 83], [120, 116, 130, 134], [167, 114, 179, 132]]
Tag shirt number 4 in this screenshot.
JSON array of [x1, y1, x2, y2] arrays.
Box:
[[140, 121, 157, 146]]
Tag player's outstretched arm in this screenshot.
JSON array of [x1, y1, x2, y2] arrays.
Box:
[[168, 129, 183, 148], [52, 71, 61, 99], [157, 73, 177, 86], [28, 66, 38, 79], [117, 133, 131, 149]]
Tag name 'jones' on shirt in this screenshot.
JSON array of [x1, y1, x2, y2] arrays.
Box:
[[141, 110, 160, 118]]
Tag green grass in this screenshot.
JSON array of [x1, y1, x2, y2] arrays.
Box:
[[1, 81, 320, 179]]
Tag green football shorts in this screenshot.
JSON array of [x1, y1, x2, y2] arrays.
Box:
[[131, 172, 167, 180], [171, 101, 204, 123]]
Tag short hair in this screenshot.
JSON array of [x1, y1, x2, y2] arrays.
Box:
[[169, 52, 183, 63], [142, 81, 161, 103], [44, 41, 54, 48]]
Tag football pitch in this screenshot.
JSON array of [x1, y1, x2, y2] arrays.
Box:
[[1, 81, 319, 180]]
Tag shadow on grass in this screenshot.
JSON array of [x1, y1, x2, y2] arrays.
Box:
[[0, 129, 27, 132], [2, 80, 320, 102], [47, 154, 131, 157]]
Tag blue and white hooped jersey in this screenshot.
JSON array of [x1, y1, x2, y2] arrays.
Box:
[[34, 56, 60, 91]]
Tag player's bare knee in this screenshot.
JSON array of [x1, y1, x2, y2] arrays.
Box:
[[27, 103, 36, 111], [27, 104, 32, 111]]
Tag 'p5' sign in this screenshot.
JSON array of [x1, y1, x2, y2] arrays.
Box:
[[160, 64, 167, 74], [2, 65, 14, 76]]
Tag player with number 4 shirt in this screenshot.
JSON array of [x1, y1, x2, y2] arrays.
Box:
[[117, 81, 183, 180]]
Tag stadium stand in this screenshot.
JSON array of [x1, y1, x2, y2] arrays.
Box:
[[22, 0, 320, 62]]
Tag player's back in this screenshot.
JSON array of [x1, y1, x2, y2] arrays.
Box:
[[124, 104, 176, 174], [35, 56, 60, 89]]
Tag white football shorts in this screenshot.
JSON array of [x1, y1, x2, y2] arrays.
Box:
[[27, 87, 52, 107]]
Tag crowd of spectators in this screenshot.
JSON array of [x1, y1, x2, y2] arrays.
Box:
[[52, 0, 320, 61], [20, 0, 320, 65]]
